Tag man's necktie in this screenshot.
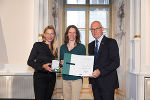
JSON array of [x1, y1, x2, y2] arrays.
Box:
[[94, 40, 99, 64]]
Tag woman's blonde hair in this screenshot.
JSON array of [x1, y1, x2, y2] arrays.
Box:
[[42, 25, 58, 58]]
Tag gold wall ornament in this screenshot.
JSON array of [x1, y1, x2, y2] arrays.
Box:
[[38, 33, 43, 37], [134, 35, 141, 38]]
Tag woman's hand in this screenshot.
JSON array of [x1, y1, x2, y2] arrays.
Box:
[[88, 84, 92, 92], [42, 63, 52, 72], [60, 60, 64, 65]]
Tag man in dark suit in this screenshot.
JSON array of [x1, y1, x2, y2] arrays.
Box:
[[88, 21, 120, 100]]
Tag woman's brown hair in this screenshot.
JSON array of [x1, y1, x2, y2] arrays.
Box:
[[64, 25, 80, 44]]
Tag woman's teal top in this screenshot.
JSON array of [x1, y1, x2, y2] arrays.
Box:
[[60, 43, 86, 80]]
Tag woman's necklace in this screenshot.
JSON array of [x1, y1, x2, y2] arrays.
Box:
[[67, 42, 76, 51]]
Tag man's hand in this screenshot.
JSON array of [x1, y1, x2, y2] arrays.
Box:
[[88, 84, 92, 92], [91, 69, 100, 78], [42, 63, 52, 72]]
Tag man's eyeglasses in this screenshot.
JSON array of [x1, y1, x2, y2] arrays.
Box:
[[90, 27, 102, 31]]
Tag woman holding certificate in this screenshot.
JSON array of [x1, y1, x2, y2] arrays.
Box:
[[60, 25, 86, 100], [27, 25, 57, 100]]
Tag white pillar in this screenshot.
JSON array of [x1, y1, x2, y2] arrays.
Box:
[[33, 0, 48, 42], [130, 0, 141, 73], [135, 0, 141, 36], [33, 0, 40, 42]]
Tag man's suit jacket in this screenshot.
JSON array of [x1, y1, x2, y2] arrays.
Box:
[[88, 36, 120, 91]]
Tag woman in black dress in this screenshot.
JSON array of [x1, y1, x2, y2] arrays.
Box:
[[27, 25, 57, 100]]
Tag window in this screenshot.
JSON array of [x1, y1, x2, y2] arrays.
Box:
[[64, 0, 111, 49], [66, 8, 86, 44], [67, 0, 86, 4], [90, 0, 109, 4]]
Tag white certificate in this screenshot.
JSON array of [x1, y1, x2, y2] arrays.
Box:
[[62, 53, 94, 76]]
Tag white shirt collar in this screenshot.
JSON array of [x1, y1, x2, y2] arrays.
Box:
[[96, 35, 104, 43]]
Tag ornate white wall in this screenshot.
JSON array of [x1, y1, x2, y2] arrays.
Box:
[[141, 0, 150, 72], [112, 0, 150, 100], [112, 0, 127, 98], [129, 0, 150, 100]]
